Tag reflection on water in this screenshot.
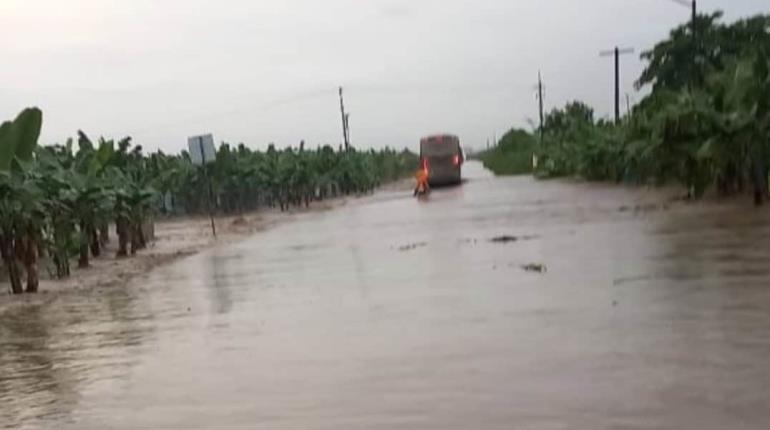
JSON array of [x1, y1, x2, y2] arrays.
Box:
[[0, 287, 153, 429], [0, 304, 79, 427], [2, 162, 770, 429], [208, 252, 234, 315]]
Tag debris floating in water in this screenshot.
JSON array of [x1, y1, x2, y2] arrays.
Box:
[[489, 234, 540, 244], [520, 263, 547, 273], [618, 203, 671, 214], [397, 242, 427, 252], [491, 235, 518, 243]]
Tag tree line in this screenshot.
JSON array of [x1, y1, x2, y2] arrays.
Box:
[[1, 111, 418, 295], [150, 141, 416, 215], [481, 12, 770, 205]]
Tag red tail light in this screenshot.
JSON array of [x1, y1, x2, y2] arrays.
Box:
[[453, 154, 461, 166]]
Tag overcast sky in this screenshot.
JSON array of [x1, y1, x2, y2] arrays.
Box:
[[0, 0, 766, 152]]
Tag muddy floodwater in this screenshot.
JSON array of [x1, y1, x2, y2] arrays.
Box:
[[3, 161, 770, 429]]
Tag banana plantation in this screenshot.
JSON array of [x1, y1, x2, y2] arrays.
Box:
[[521, 13, 770, 205], [1, 111, 417, 295], [150, 141, 416, 214]]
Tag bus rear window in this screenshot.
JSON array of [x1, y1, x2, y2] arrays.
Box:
[[421, 141, 458, 156]]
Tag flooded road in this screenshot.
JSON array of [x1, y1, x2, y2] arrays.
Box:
[[3, 161, 770, 429]]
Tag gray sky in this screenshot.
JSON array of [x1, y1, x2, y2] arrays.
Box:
[[0, 0, 766, 152]]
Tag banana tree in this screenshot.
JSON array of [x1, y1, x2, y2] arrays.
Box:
[[69, 173, 113, 267], [0, 172, 28, 294], [65, 133, 117, 266], [12, 167, 46, 293], [0, 107, 43, 294], [0, 174, 45, 294], [107, 166, 156, 256]]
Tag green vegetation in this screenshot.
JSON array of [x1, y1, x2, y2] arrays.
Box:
[[1, 114, 417, 295], [476, 129, 536, 176], [483, 12, 770, 205], [147, 141, 417, 214]]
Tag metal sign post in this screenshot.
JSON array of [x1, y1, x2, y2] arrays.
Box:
[[188, 134, 217, 237]]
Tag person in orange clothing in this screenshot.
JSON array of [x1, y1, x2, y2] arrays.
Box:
[[414, 168, 430, 196]]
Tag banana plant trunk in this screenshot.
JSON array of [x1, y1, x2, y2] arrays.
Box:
[[21, 232, 39, 293], [53, 224, 71, 278], [130, 224, 140, 255], [0, 234, 23, 295], [753, 177, 765, 207], [116, 217, 129, 257], [78, 222, 90, 268], [137, 222, 147, 250], [90, 229, 101, 257], [53, 253, 69, 278], [752, 153, 767, 207], [99, 223, 109, 245]]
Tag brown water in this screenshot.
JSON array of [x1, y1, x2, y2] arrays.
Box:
[[3, 161, 770, 429]]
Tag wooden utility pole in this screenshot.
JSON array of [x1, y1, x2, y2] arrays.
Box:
[[667, 0, 698, 78], [666, 0, 697, 39], [537, 71, 545, 144], [692, 0, 697, 38], [345, 113, 351, 147], [689, 0, 698, 84], [339, 87, 349, 150], [600, 47, 634, 123], [626, 93, 632, 119], [615, 48, 620, 122]]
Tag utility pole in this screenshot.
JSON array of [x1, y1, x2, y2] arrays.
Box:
[[691, 0, 698, 86], [666, 0, 697, 40], [615, 48, 620, 122], [625, 93, 632, 119], [537, 71, 545, 144], [692, 0, 697, 38], [345, 113, 351, 148], [600, 46, 634, 123], [667, 0, 698, 84], [339, 87, 349, 151]]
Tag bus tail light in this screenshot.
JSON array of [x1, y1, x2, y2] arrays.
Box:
[[453, 155, 461, 166]]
